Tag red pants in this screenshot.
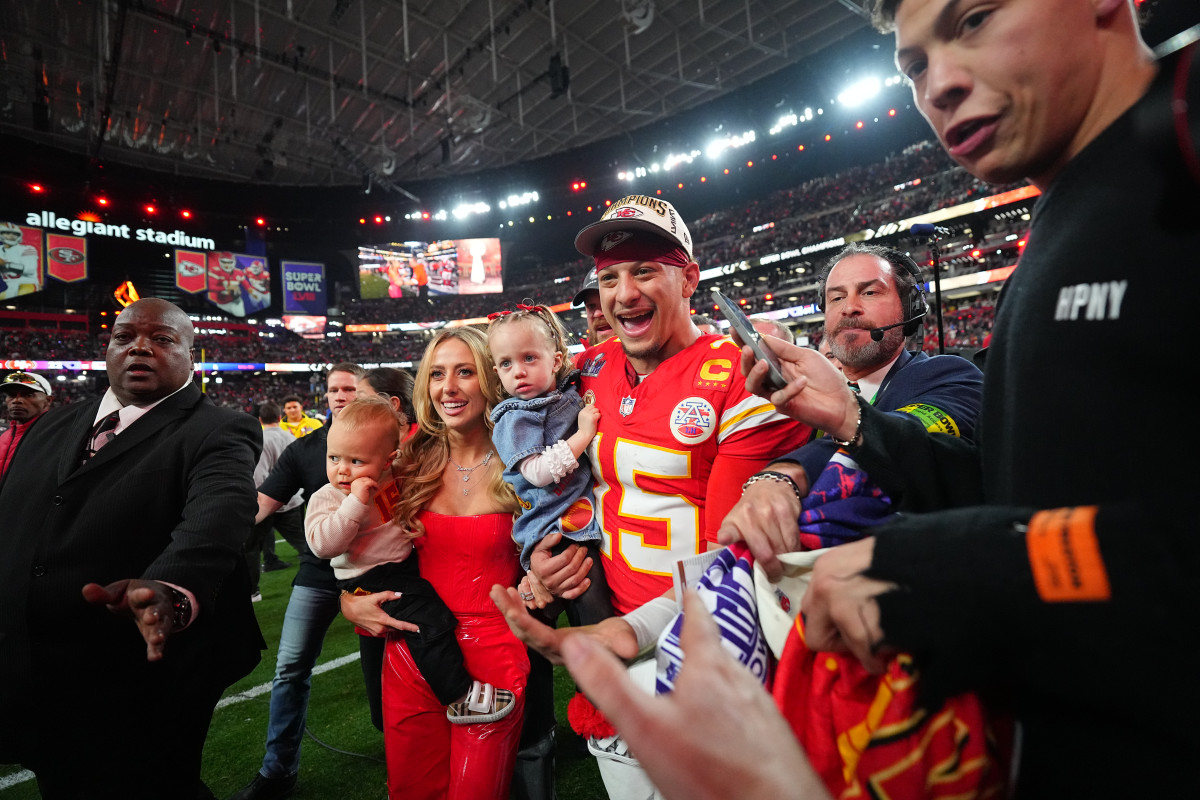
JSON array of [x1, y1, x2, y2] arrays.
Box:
[[382, 511, 527, 800]]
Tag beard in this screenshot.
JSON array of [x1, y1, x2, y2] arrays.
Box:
[[828, 321, 905, 374]]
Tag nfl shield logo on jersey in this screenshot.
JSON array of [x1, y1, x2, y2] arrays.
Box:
[[670, 397, 716, 444], [620, 396, 636, 417]]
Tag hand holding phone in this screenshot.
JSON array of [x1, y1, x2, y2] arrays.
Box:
[[710, 288, 788, 392]]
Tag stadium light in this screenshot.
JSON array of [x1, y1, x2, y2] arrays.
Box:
[[706, 130, 756, 159], [769, 113, 798, 135], [837, 77, 881, 107]]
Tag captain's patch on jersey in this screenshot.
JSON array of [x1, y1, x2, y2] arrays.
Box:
[[695, 358, 733, 391], [896, 403, 961, 436], [670, 397, 717, 445]]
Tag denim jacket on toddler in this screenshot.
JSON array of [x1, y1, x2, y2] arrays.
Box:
[[490, 371, 602, 570]]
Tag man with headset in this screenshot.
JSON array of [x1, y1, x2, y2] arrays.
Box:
[[717, 242, 983, 565]]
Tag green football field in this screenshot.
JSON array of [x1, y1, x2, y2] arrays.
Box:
[[0, 541, 608, 799]]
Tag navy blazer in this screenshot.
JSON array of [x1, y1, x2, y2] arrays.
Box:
[[782, 351, 984, 503]]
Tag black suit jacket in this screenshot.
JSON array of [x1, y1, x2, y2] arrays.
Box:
[[0, 383, 265, 758]]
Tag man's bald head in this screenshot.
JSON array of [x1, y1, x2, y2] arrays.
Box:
[[106, 299, 196, 406]]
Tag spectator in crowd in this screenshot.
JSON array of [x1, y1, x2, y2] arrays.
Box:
[[566, 0, 1200, 797], [341, 327, 526, 800], [690, 313, 719, 335], [751, 316, 795, 344], [0, 298, 263, 797], [247, 401, 306, 595], [0, 370, 53, 481], [280, 394, 323, 438], [817, 335, 841, 371], [230, 364, 377, 800], [357, 367, 417, 437], [571, 266, 615, 348], [497, 196, 812, 798]]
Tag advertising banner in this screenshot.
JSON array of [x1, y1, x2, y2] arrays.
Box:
[[282, 261, 326, 315], [45, 234, 88, 283], [0, 222, 44, 299], [175, 249, 208, 293], [206, 252, 270, 317]]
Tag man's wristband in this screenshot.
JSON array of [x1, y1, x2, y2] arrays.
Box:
[[831, 394, 865, 448], [742, 470, 804, 506]]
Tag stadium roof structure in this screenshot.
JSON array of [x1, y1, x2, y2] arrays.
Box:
[[1, 1, 876, 189]]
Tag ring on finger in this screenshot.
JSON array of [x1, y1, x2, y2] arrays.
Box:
[[519, 591, 535, 601]]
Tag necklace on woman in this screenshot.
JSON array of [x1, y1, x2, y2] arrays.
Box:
[[448, 450, 494, 496]]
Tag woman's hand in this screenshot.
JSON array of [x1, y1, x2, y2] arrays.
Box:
[[520, 570, 555, 609], [339, 590, 421, 636]]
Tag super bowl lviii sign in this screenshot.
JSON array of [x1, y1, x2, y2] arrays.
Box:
[[282, 261, 326, 315]]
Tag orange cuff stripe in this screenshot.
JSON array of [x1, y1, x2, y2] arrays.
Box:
[[1026, 506, 1111, 602]]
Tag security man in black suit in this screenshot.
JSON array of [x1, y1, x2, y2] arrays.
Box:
[[0, 298, 264, 799]]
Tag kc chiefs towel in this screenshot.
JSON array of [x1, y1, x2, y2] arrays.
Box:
[[657, 542, 1005, 799]]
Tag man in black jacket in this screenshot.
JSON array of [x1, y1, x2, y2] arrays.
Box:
[[0, 298, 263, 799]]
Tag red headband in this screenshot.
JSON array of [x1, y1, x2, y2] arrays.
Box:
[[592, 232, 692, 271], [487, 303, 546, 321]]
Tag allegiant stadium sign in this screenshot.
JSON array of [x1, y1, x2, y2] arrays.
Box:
[[23, 210, 216, 250]]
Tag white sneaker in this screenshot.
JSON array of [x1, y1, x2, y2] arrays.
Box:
[[250, 591, 263, 603]]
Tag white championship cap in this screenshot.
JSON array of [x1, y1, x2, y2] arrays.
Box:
[[574, 195, 694, 263]]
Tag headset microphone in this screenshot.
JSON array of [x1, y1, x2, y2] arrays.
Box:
[[869, 311, 928, 341]]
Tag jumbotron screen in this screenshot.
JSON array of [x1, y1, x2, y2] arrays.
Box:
[[357, 238, 503, 299]]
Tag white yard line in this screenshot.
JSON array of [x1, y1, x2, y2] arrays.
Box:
[[0, 651, 361, 791]]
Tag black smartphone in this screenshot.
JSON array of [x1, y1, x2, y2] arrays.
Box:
[[710, 288, 787, 392]]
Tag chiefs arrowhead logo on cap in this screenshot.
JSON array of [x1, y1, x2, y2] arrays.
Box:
[[599, 231, 633, 251], [612, 206, 643, 219]]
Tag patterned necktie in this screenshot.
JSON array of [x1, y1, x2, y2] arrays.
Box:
[[84, 412, 121, 459], [848, 380, 861, 394]]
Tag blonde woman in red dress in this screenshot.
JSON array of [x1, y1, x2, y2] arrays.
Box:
[[341, 326, 525, 800]]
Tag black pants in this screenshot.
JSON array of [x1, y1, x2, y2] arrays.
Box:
[[340, 553, 470, 706], [244, 506, 305, 591]]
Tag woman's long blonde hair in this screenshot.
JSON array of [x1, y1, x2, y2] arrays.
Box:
[[393, 326, 519, 536]]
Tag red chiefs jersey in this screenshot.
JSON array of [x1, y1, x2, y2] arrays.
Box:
[[242, 268, 270, 295], [208, 264, 243, 300], [579, 335, 810, 613]]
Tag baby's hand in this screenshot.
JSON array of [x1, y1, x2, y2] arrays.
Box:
[[350, 476, 380, 504], [577, 405, 601, 438]]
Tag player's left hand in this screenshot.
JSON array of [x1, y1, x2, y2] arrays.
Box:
[[81, 578, 176, 662]]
